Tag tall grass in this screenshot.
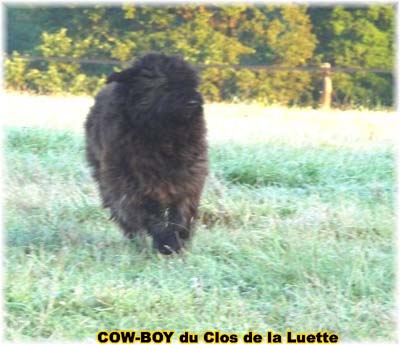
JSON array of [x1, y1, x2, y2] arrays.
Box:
[[4, 107, 396, 341]]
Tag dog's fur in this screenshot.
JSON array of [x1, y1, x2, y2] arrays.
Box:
[[85, 53, 208, 254]]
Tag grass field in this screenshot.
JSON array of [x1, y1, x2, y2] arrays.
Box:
[[3, 93, 396, 342]]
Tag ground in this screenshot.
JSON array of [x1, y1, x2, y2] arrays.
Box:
[[3, 93, 396, 341]]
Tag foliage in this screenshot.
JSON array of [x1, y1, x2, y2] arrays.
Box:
[[5, 5, 395, 107], [308, 5, 394, 107], [5, 28, 106, 95]]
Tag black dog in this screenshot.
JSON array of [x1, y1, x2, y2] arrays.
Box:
[[85, 53, 208, 254]]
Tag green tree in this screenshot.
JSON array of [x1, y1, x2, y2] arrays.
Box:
[[309, 6, 394, 106], [213, 5, 317, 104], [5, 5, 395, 107]]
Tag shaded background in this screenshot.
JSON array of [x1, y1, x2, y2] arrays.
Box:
[[5, 4, 395, 108]]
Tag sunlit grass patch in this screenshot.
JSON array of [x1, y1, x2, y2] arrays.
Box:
[[3, 104, 395, 341]]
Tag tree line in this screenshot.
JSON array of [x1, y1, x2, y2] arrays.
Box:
[[5, 5, 394, 108]]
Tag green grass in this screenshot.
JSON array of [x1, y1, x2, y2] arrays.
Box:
[[4, 126, 395, 341]]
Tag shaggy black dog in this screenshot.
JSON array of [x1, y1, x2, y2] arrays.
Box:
[[85, 53, 208, 254]]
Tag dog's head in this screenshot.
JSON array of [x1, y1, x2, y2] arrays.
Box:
[[107, 53, 203, 125]]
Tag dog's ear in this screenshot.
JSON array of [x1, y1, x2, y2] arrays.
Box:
[[106, 67, 137, 84]]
